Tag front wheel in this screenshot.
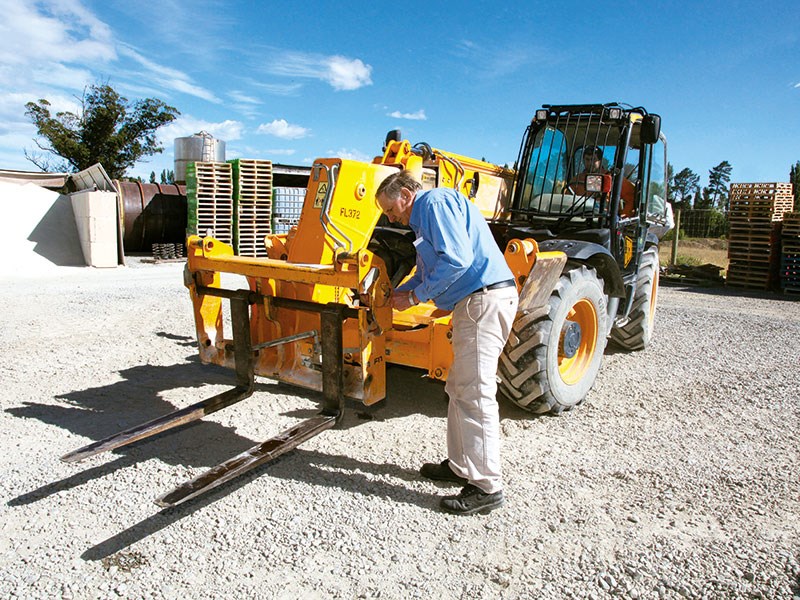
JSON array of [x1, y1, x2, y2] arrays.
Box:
[[498, 266, 608, 414], [609, 246, 659, 351]]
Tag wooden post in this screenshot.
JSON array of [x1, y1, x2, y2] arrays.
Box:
[[670, 208, 681, 266]]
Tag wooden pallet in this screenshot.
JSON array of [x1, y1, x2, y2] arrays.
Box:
[[186, 161, 234, 245], [730, 182, 793, 194], [782, 212, 800, 236], [230, 159, 273, 258], [728, 183, 794, 226]]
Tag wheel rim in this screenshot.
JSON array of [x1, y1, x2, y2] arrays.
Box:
[[648, 268, 659, 326], [558, 298, 598, 385]]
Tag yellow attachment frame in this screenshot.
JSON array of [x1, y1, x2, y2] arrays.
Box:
[[186, 234, 393, 405]]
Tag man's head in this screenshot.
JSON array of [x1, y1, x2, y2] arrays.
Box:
[[375, 170, 421, 225], [582, 145, 604, 173]]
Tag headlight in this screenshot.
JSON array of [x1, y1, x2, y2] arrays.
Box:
[[585, 174, 603, 193]]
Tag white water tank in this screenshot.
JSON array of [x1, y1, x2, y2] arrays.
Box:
[[174, 131, 226, 184]]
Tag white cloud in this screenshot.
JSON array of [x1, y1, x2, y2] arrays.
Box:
[[452, 39, 533, 78], [324, 56, 372, 91], [329, 148, 373, 163], [1, 90, 84, 170], [0, 1, 115, 67], [228, 91, 261, 105], [265, 51, 372, 91], [0, 91, 80, 122], [256, 119, 310, 139], [252, 81, 303, 96], [118, 44, 220, 103], [388, 109, 427, 121], [264, 149, 297, 156], [227, 91, 263, 118], [27, 64, 95, 91]]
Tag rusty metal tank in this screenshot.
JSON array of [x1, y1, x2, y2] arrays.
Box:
[[116, 181, 187, 252], [174, 131, 226, 184]]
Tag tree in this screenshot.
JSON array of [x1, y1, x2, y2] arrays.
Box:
[[160, 169, 175, 184], [790, 161, 800, 207], [669, 165, 700, 210], [149, 171, 157, 184], [706, 160, 732, 211], [694, 187, 712, 210], [25, 83, 179, 180]]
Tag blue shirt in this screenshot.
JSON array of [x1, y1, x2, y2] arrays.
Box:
[[396, 187, 514, 311]]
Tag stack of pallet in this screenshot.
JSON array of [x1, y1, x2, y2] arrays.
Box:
[[186, 161, 234, 245], [779, 211, 800, 294], [726, 183, 794, 290], [230, 159, 273, 258]]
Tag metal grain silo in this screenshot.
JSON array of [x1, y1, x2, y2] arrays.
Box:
[[174, 131, 226, 184]]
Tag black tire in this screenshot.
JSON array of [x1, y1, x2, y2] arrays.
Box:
[[498, 266, 608, 414], [609, 246, 659, 351]]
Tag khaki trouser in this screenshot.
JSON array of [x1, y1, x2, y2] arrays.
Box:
[[445, 286, 518, 494]]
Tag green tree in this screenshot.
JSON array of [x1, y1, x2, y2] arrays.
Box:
[[790, 161, 800, 207], [669, 165, 700, 210], [149, 171, 157, 183], [694, 187, 712, 210], [707, 160, 732, 211], [160, 169, 175, 184], [25, 83, 179, 180]]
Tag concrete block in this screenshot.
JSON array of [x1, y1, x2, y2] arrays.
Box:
[[71, 190, 119, 268]]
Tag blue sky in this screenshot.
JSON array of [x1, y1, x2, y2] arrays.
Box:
[[1, 0, 798, 187]]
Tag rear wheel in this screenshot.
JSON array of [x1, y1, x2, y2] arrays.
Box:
[[499, 266, 608, 414], [610, 246, 659, 351]]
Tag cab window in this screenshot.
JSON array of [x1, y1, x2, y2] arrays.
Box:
[[646, 138, 667, 218]]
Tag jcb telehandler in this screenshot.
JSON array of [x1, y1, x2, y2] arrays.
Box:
[[63, 103, 669, 506]]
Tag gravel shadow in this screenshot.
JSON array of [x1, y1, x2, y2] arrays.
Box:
[[8, 343, 542, 539], [80, 447, 442, 561]]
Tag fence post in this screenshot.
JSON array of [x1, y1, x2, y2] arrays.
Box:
[[670, 208, 681, 266]]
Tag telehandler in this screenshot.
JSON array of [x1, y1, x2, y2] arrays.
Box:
[[63, 103, 668, 506]]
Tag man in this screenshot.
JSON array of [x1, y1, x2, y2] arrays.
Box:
[[568, 145, 636, 216], [375, 170, 518, 515]]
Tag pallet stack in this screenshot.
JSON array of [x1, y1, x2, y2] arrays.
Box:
[[230, 159, 273, 257], [186, 161, 234, 245], [779, 211, 800, 294], [726, 183, 794, 290]]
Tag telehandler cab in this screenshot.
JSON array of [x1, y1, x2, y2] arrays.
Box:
[[63, 103, 669, 506]]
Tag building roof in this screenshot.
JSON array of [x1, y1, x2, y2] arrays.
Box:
[[0, 169, 68, 189]]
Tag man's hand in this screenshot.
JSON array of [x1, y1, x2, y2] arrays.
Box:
[[392, 290, 416, 311]]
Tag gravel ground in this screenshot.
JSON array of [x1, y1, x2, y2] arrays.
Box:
[[1, 260, 799, 600]]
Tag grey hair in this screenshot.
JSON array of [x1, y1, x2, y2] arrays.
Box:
[[375, 170, 422, 201]]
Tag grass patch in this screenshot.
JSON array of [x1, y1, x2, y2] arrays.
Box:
[[659, 238, 728, 271]]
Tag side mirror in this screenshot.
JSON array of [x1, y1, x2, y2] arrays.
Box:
[[640, 114, 661, 144]]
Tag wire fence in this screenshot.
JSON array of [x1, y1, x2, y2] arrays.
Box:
[[673, 209, 729, 239], [661, 209, 730, 270]]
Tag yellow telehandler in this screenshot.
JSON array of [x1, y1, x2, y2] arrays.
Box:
[[62, 103, 668, 506]]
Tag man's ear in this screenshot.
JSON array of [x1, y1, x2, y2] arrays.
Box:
[[400, 187, 414, 205]]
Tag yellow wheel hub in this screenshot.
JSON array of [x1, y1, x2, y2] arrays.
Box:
[[558, 298, 598, 385]]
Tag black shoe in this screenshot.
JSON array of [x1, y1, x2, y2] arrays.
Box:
[[440, 484, 504, 515], [420, 459, 468, 485]]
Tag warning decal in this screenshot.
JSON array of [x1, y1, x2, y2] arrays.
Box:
[[313, 182, 328, 208]]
